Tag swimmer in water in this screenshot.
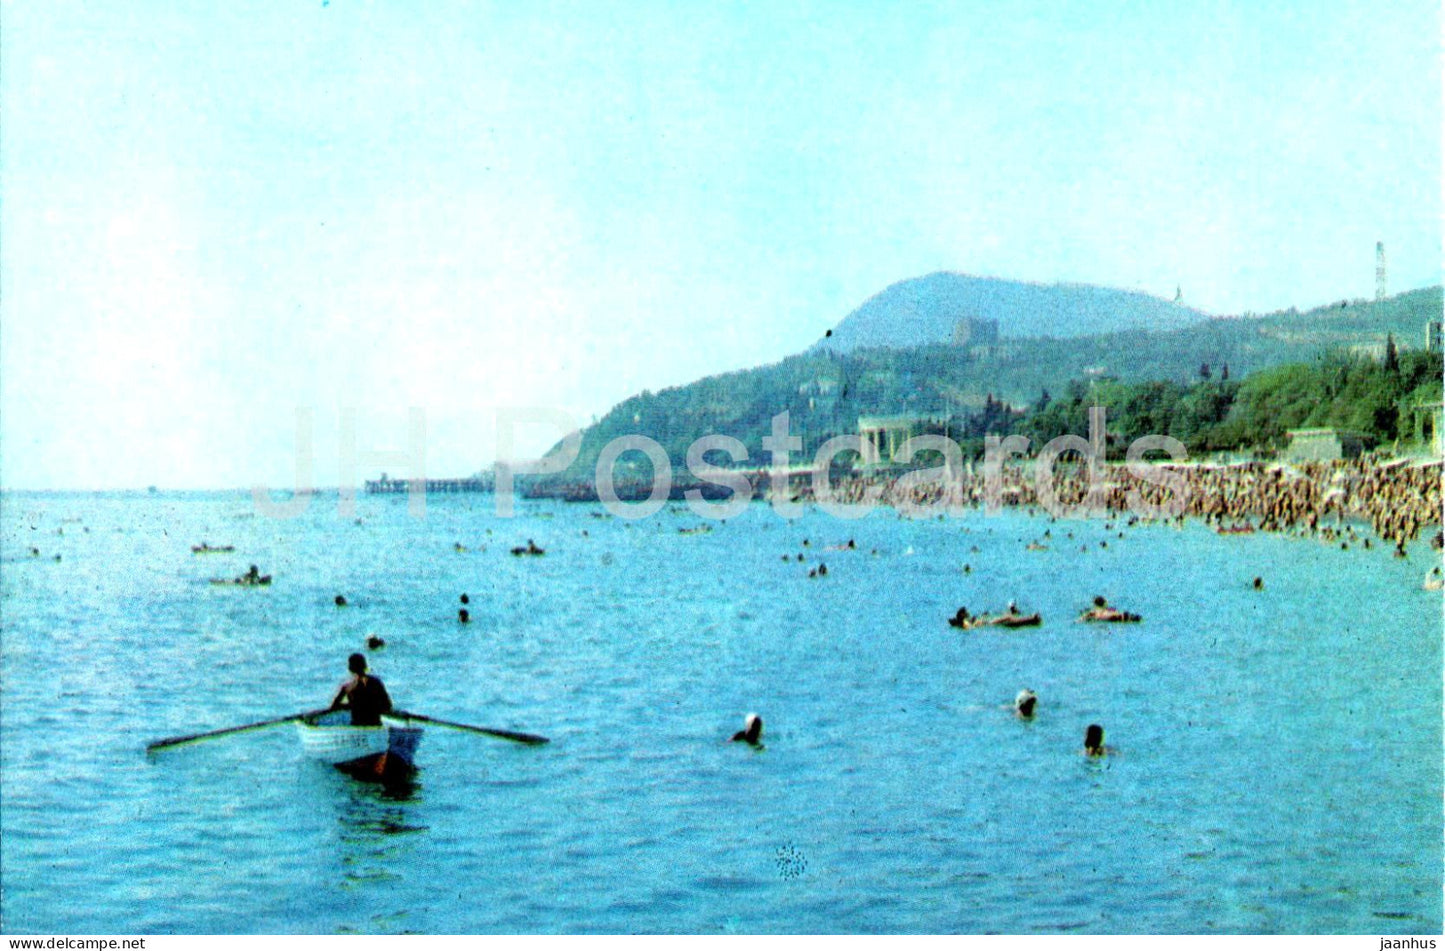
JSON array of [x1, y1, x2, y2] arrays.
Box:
[[335, 594, 348, 607], [1084, 724, 1108, 757], [730, 713, 763, 747], [458, 608, 470, 624], [1015, 689, 1037, 719]]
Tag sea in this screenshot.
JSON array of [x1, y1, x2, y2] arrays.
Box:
[[0, 489, 1440, 935]]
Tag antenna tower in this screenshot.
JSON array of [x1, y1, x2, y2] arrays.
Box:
[[1375, 241, 1387, 301]]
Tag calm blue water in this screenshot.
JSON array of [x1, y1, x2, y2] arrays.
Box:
[[1, 490, 1440, 934]]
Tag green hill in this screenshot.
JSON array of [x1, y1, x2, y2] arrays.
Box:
[[532, 285, 1442, 487]]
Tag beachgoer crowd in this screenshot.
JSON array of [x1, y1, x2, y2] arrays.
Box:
[[772, 455, 1441, 551]]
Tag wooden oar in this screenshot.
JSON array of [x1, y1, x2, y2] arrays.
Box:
[[146, 707, 334, 752], [393, 710, 549, 746]]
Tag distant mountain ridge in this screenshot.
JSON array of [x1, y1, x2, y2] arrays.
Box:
[[529, 283, 1441, 484], [812, 272, 1210, 353]]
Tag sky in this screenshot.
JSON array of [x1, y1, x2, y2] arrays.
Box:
[[2, 0, 1440, 490]]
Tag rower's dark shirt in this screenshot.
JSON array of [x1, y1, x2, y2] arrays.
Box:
[[339, 674, 393, 726]]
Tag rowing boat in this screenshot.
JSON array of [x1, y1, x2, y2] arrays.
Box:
[[295, 711, 424, 781]]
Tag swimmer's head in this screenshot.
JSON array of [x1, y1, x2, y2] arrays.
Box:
[[1015, 690, 1037, 718], [1084, 723, 1105, 755], [732, 713, 763, 745]]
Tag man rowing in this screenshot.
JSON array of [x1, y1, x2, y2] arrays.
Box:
[[330, 653, 393, 726]]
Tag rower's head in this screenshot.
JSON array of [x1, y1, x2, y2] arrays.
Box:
[[1015, 689, 1037, 719], [1084, 724, 1105, 755], [347, 653, 368, 675]]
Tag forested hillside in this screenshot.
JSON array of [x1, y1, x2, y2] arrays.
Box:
[[529, 286, 1441, 484]]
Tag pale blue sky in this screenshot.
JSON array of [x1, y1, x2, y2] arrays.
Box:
[[2, 1, 1439, 489]]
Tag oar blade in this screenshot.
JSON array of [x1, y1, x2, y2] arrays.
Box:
[[394, 710, 549, 745], [475, 726, 550, 746]]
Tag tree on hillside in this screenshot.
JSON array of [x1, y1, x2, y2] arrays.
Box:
[[1176, 380, 1238, 449], [1384, 333, 1399, 373]]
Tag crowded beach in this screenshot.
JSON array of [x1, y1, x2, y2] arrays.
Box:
[[769, 454, 1442, 555]]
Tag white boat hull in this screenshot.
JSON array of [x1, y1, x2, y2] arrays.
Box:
[[295, 711, 424, 768]]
